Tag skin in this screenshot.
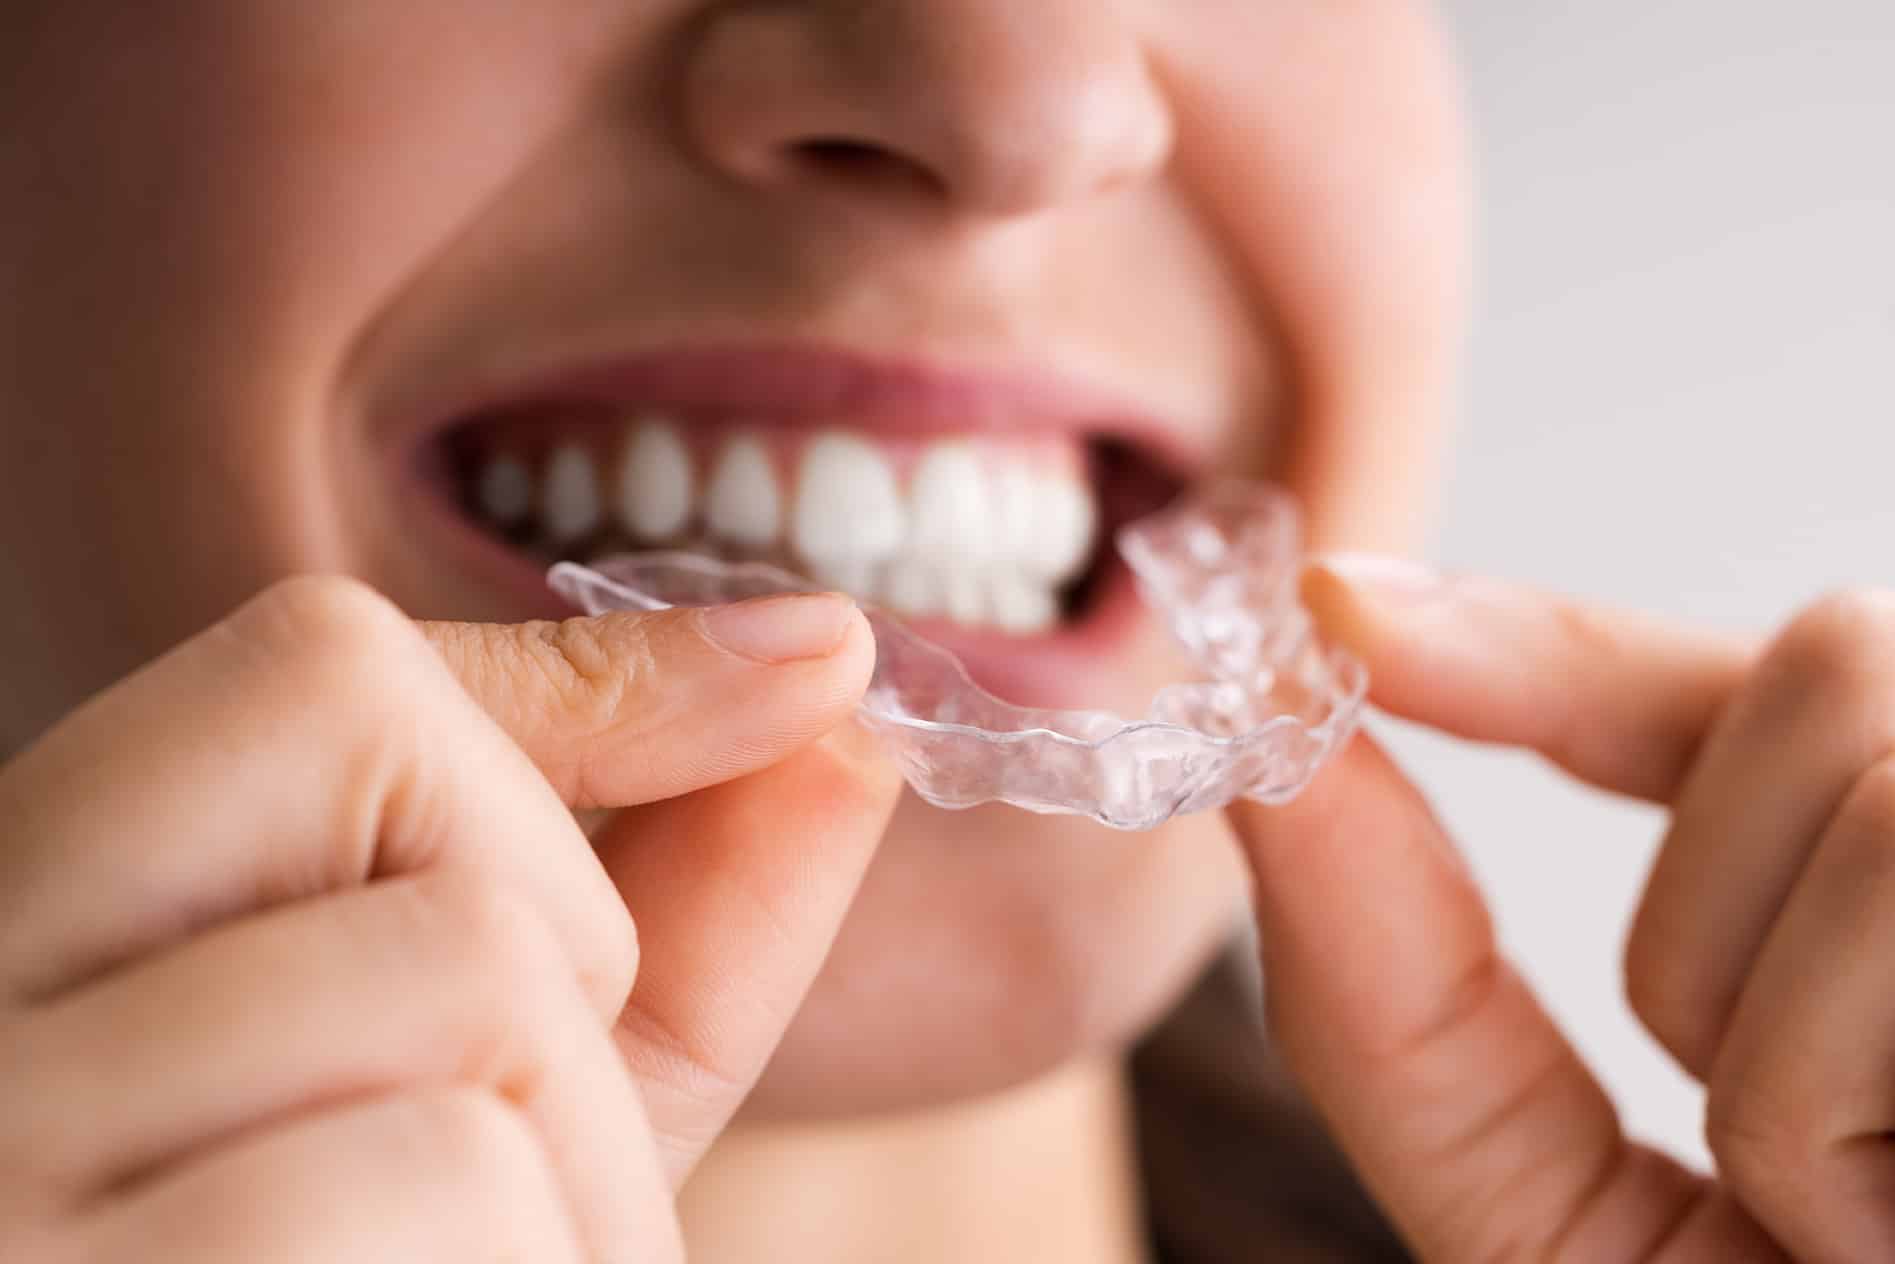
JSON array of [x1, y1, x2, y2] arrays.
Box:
[[0, 0, 1465, 1122], [2, 1, 1885, 1260]]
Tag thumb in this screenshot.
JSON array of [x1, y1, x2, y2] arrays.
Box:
[[1227, 740, 1775, 1260], [421, 594, 874, 808]]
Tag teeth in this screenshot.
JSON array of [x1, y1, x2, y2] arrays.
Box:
[[791, 432, 906, 569], [882, 561, 1054, 633], [906, 443, 993, 563], [476, 455, 533, 525], [881, 565, 943, 618], [543, 445, 602, 541], [988, 465, 1095, 581], [1023, 476, 1096, 583], [989, 572, 1059, 634], [992, 464, 1039, 568], [938, 569, 986, 624], [503, 424, 1091, 635], [617, 418, 694, 541], [704, 435, 781, 547], [890, 441, 993, 624]]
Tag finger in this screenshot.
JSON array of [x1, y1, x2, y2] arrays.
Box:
[[1703, 755, 1895, 1261], [1301, 556, 1752, 801], [1625, 592, 1895, 1077], [21, 870, 674, 1259], [1228, 738, 1781, 1260], [77, 1089, 590, 1264], [596, 720, 902, 1184], [3, 576, 855, 1006], [421, 592, 872, 808]]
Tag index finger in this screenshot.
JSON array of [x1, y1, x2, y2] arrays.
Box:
[[0, 578, 622, 1009], [1302, 556, 1754, 801], [0, 576, 868, 1008]]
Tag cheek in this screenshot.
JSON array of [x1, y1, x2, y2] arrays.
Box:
[[0, 2, 615, 722], [1151, 0, 1471, 549], [3, 3, 604, 401]]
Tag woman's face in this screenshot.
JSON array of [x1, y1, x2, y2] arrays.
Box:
[[0, 2, 1466, 1114]]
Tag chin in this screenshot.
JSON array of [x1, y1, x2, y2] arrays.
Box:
[[741, 794, 1250, 1120]]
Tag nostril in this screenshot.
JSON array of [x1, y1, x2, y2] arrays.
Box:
[[685, 3, 1171, 219], [787, 137, 945, 199], [794, 138, 884, 169]]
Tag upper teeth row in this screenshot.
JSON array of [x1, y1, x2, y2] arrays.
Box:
[[476, 421, 1098, 631]]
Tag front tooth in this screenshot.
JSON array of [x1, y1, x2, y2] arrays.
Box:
[[791, 433, 906, 572], [543, 444, 602, 541], [939, 570, 986, 624], [880, 563, 984, 625], [990, 573, 1058, 633], [992, 464, 1038, 567], [906, 443, 993, 563], [705, 435, 781, 547], [881, 563, 942, 618], [617, 418, 694, 541], [476, 455, 533, 525], [1024, 476, 1097, 584]]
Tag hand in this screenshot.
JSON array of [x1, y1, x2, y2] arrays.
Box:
[[0, 575, 898, 1262], [1226, 560, 1895, 1262]]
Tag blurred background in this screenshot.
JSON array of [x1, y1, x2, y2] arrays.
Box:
[[1406, 2, 1895, 1166]]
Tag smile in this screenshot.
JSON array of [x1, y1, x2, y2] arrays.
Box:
[[419, 342, 1193, 641]]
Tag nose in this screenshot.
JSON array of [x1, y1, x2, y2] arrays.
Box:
[[681, 0, 1174, 219]]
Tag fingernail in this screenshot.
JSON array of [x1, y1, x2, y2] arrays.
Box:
[[1300, 554, 1443, 654], [698, 592, 859, 664], [1308, 552, 1440, 597]]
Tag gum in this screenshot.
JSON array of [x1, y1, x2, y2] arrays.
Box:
[[549, 482, 1365, 830]]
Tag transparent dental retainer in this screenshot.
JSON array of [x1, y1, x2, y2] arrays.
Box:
[[548, 483, 1366, 831]]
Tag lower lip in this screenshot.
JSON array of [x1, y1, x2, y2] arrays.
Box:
[[404, 460, 1154, 710]]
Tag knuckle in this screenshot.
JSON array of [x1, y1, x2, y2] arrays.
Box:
[[410, 1085, 536, 1163], [433, 873, 640, 1065], [250, 573, 413, 651], [398, 1087, 558, 1210], [1536, 602, 1649, 764], [587, 897, 640, 1017], [513, 615, 657, 738], [232, 574, 427, 701], [1548, 597, 1636, 668], [440, 877, 578, 1012], [443, 868, 638, 1026]]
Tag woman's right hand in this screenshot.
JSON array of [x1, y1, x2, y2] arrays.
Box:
[[0, 574, 896, 1262]]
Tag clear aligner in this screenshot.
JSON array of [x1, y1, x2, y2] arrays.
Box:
[[548, 482, 1366, 830]]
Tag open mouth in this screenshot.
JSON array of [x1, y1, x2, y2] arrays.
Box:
[[418, 347, 1190, 640]]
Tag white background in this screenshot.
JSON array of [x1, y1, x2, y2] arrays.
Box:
[[1416, 3, 1895, 1167]]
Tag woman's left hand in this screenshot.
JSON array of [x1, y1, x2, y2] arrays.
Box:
[[1226, 561, 1895, 1261]]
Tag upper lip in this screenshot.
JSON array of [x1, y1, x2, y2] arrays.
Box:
[[398, 338, 1207, 473]]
